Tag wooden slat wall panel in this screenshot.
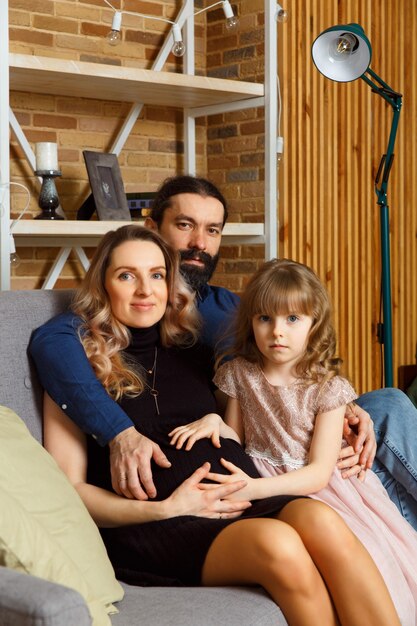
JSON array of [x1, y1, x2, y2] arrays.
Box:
[[279, 0, 417, 392]]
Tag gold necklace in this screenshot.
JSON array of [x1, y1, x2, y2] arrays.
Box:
[[143, 347, 160, 415]]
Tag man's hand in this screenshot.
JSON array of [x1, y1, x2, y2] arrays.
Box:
[[109, 427, 171, 500], [337, 403, 377, 482], [337, 445, 365, 481]]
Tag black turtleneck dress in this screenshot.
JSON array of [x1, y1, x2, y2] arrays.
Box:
[[87, 325, 302, 587]]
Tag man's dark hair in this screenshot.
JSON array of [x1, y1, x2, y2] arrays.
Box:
[[150, 175, 228, 227]]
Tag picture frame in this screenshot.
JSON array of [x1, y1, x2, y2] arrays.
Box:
[[82, 150, 131, 221]]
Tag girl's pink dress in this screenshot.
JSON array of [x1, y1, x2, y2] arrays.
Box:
[[215, 357, 417, 626]]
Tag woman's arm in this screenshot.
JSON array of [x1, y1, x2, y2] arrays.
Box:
[[43, 393, 251, 527], [43, 392, 168, 527], [204, 405, 346, 500]]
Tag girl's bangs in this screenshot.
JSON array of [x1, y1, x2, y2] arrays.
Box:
[[253, 278, 314, 317]]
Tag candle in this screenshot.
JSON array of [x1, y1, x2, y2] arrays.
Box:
[[35, 142, 59, 171]]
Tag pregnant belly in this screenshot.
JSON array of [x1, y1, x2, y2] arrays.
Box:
[[151, 437, 260, 501]]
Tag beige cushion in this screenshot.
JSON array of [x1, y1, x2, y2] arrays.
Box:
[[0, 484, 112, 625], [0, 406, 124, 624]]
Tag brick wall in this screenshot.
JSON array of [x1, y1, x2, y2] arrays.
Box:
[[8, 0, 265, 291], [206, 2, 266, 292]]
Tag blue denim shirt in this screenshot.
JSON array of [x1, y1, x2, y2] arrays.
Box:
[[29, 285, 239, 446]]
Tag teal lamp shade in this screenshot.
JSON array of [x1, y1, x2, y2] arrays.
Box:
[[312, 23, 372, 82]]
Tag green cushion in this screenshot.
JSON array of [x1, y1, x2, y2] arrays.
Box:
[[0, 406, 124, 624]]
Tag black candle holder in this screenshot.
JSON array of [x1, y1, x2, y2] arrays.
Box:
[[35, 170, 64, 220]]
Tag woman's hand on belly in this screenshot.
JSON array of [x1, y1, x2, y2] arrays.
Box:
[[163, 461, 252, 520]]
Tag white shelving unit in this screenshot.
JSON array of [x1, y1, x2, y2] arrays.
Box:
[[8, 54, 264, 107], [0, 0, 278, 290]]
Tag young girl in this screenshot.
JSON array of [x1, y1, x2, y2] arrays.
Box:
[[170, 258, 417, 626]]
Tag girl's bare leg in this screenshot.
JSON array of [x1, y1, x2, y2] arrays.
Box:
[[278, 499, 401, 626], [202, 518, 338, 626]]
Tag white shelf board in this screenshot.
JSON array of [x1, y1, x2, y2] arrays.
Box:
[[12, 220, 265, 247], [9, 53, 264, 108]]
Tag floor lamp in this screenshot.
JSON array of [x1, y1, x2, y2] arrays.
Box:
[[311, 23, 402, 387]]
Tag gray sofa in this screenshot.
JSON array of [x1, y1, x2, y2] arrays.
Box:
[[0, 289, 287, 626]]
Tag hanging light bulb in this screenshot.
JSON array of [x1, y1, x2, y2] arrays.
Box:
[[222, 1, 239, 31], [171, 23, 186, 57], [275, 4, 289, 23], [9, 232, 20, 269], [106, 11, 122, 46]]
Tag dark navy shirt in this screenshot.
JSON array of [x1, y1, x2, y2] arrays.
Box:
[[29, 285, 239, 446], [196, 283, 239, 353]]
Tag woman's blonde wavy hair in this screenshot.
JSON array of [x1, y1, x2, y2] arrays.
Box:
[[229, 258, 342, 384], [72, 224, 199, 399]]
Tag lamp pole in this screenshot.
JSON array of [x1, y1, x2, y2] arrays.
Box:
[[361, 68, 402, 387], [311, 24, 402, 387]]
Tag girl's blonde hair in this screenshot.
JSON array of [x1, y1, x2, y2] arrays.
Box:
[[72, 224, 199, 399], [230, 258, 341, 383]]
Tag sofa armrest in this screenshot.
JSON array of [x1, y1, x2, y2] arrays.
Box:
[[0, 567, 92, 626]]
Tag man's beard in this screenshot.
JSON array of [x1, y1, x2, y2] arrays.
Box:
[[179, 249, 219, 293]]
